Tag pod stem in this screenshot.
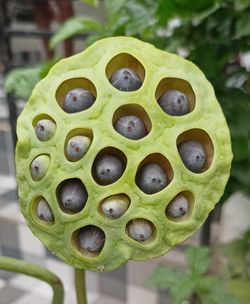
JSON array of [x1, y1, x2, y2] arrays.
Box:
[[75, 268, 88, 304], [0, 256, 64, 304]]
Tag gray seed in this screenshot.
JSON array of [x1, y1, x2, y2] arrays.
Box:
[[37, 199, 54, 222], [127, 219, 153, 242], [178, 140, 206, 173], [166, 194, 189, 218], [94, 154, 125, 185], [136, 163, 168, 194], [30, 155, 50, 181], [114, 115, 147, 140], [66, 135, 91, 161], [101, 195, 130, 219], [35, 119, 56, 141], [60, 179, 87, 212], [79, 226, 105, 253], [110, 68, 142, 91], [63, 88, 95, 113], [158, 89, 189, 116]]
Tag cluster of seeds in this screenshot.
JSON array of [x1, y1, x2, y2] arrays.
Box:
[[16, 37, 232, 272]]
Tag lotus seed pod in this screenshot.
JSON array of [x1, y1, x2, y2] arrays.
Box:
[[37, 198, 54, 222], [178, 140, 206, 173], [114, 115, 147, 140], [63, 88, 95, 113], [127, 219, 153, 242], [16, 37, 232, 272], [166, 195, 189, 218], [136, 163, 168, 194], [35, 119, 56, 141], [110, 68, 142, 91], [79, 226, 105, 253], [60, 179, 87, 212], [30, 155, 50, 181], [101, 195, 130, 219], [158, 89, 189, 116], [66, 135, 91, 161], [93, 154, 125, 185]]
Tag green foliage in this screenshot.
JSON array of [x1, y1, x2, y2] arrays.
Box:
[[146, 246, 240, 304], [49, 17, 102, 49], [80, 0, 99, 7], [4, 58, 61, 99], [217, 228, 250, 279], [4, 68, 40, 100]]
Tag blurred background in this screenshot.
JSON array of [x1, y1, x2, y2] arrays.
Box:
[[0, 0, 250, 303]]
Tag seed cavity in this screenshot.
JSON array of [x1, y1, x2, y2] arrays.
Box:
[[37, 198, 54, 222], [58, 179, 88, 213], [178, 140, 206, 173], [34, 119, 56, 141], [66, 135, 91, 161], [110, 68, 142, 91], [114, 115, 147, 140], [136, 163, 168, 194], [78, 225, 105, 255], [166, 194, 189, 219], [127, 219, 153, 242], [92, 153, 125, 185], [100, 194, 130, 219], [30, 154, 50, 181]]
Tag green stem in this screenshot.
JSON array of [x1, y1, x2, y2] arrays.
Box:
[[0, 256, 64, 304], [74, 268, 88, 304]]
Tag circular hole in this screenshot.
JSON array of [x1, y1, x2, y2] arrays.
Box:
[[166, 191, 194, 222], [33, 114, 56, 142], [99, 194, 130, 219], [30, 154, 50, 181], [106, 53, 145, 92], [56, 78, 96, 113], [155, 78, 195, 116], [135, 153, 173, 194], [112, 104, 151, 140], [65, 129, 93, 162], [126, 218, 156, 243], [33, 196, 54, 225], [56, 178, 88, 214], [92, 147, 127, 185], [72, 225, 105, 258], [177, 129, 214, 173]]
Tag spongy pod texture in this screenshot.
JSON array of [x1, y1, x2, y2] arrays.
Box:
[[16, 37, 232, 272]]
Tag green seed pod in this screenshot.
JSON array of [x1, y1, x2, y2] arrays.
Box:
[[16, 37, 232, 272]]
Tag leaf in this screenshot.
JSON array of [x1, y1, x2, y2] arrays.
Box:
[[186, 246, 209, 275], [235, 10, 250, 38], [146, 266, 185, 290], [39, 57, 61, 79], [105, 0, 127, 18], [80, 0, 99, 7], [146, 267, 193, 304], [201, 287, 240, 304], [226, 279, 250, 304], [49, 16, 102, 49], [4, 67, 40, 100]]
